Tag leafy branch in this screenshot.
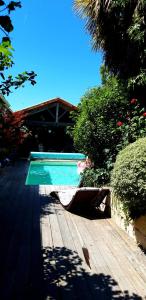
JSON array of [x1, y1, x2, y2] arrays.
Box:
[[0, 71, 36, 95], [0, 1, 37, 96]]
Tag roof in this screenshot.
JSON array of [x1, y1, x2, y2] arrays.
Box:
[[14, 97, 77, 115]]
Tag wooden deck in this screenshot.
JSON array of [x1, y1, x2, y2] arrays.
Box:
[[0, 161, 146, 300]]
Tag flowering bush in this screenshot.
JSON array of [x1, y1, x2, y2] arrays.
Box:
[[78, 95, 146, 185], [117, 121, 123, 127], [130, 98, 137, 104], [69, 74, 146, 186], [0, 104, 30, 153], [115, 98, 146, 151]]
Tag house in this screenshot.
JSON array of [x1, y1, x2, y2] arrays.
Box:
[[14, 97, 77, 155]]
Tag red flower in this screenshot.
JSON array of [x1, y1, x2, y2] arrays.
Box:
[[117, 121, 123, 126], [143, 112, 146, 117], [131, 98, 137, 104]]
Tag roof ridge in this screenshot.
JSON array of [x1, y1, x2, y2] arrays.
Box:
[[14, 97, 77, 114]]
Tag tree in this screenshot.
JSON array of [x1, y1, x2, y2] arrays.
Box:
[[69, 75, 129, 167], [0, 2, 36, 159], [74, 0, 146, 96], [0, 1, 36, 96], [68, 75, 129, 185]]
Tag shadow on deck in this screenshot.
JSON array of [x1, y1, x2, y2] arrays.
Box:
[[42, 245, 143, 300], [0, 161, 146, 299]]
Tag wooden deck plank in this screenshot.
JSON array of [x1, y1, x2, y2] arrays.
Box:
[[45, 185, 84, 300], [45, 185, 90, 300], [0, 162, 42, 300], [9, 186, 35, 300], [100, 217, 146, 289], [1, 185, 34, 299], [40, 185, 60, 300], [0, 174, 26, 295], [88, 218, 146, 296], [65, 210, 111, 300], [70, 213, 124, 299], [54, 201, 94, 300], [67, 211, 117, 300], [95, 219, 146, 293], [0, 161, 146, 299], [107, 218, 146, 276]]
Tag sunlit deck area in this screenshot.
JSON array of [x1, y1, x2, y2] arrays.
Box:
[[0, 161, 146, 299]]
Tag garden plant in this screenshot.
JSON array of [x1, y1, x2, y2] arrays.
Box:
[[111, 137, 146, 220]]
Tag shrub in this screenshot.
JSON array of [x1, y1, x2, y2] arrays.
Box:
[[116, 98, 146, 151], [111, 137, 146, 219], [69, 76, 129, 167], [81, 167, 110, 187]]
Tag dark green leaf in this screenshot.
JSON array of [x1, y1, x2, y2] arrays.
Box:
[[0, 72, 5, 79], [0, 0, 5, 6], [0, 16, 13, 32], [31, 80, 36, 86], [2, 37, 11, 43], [7, 1, 21, 13]]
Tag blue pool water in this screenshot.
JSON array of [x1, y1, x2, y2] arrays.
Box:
[[30, 152, 86, 160], [26, 160, 81, 186]]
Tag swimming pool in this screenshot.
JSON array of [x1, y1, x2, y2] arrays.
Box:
[[26, 152, 86, 186], [30, 152, 86, 160], [26, 160, 81, 186]]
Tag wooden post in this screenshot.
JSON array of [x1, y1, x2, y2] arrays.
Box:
[[56, 103, 59, 124]]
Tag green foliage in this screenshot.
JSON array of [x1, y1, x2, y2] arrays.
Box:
[[0, 15, 13, 32], [81, 167, 110, 187], [0, 1, 21, 32], [70, 75, 129, 168], [74, 0, 146, 95], [116, 98, 146, 151], [0, 1, 37, 95], [69, 74, 146, 186], [111, 137, 146, 219], [128, 71, 146, 91], [0, 71, 36, 96]]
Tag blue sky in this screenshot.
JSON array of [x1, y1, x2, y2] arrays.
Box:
[[6, 0, 102, 111]]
